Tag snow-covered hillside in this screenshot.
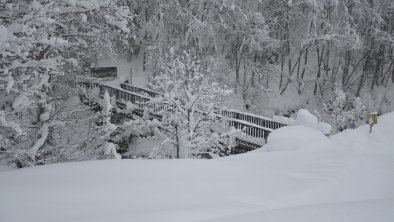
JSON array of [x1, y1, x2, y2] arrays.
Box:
[[1, 113, 394, 222]]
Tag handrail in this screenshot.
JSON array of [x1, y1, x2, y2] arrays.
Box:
[[120, 83, 161, 98], [119, 82, 286, 130], [66, 80, 286, 149]]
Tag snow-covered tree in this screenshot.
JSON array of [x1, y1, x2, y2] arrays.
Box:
[[323, 87, 366, 132], [146, 51, 234, 158], [99, 91, 120, 159], [0, 0, 132, 167]]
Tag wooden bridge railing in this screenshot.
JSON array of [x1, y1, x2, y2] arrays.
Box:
[[119, 82, 286, 132], [120, 83, 161, 98], [67, 80, 286, 148]]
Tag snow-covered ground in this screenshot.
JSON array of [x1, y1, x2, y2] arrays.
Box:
[[1, 113, 394, 222]]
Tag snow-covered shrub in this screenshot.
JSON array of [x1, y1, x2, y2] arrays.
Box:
[[323, 88, 366, 132]]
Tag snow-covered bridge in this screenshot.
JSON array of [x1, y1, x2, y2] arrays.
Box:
[[69, 80, 286, 151]]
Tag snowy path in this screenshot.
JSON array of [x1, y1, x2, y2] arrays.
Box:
[[1, 113, 394, 222]]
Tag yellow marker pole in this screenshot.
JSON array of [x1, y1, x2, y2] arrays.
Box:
[[367, 112, 378, 133]]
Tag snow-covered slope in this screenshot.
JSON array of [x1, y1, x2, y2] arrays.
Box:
[[1, 113, 394, 222], [205, 199, 394, 222]]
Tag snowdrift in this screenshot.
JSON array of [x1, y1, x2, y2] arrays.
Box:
[[264, 125, 331, 151], [273, 109, 331, 134], [1, 113, 394, 222]]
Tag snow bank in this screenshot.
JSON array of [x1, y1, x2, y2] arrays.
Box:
[[0, 113, 394, 222], [274, 109, 331, 134], [205, 199, 394, 222], [331, 111, 394, 153], [0, 165, 12, 172], [264, 125, 330, 151]]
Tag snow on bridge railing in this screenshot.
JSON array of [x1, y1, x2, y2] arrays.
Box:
[[235, 138, 263, 150], [220, 109, 286, 130], [120, 83, 161, 98], [67, 80, 285, 143], [119, 83, 286, 131]]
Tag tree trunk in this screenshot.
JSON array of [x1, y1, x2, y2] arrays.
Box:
[[251, 52, 257, 87], [342, 50, 351, 89], [371, 44, 384, 89], [280, 52, 302, 95], [187, 109, 193, 159], [392, 60, 394, 83], [314, 44, 325, 95], [382, 60, 394, 87], [298, 48, 309, 94], [235, 35, 246, 94], [222, 33, 228, 55], [143, 33, 147, 72], [175, 124, 180, 159]]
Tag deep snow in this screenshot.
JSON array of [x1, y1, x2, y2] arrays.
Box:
[[1, 113, 394, 222]]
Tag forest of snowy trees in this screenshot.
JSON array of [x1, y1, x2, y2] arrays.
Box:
[[1, 0, 394, 167]]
